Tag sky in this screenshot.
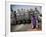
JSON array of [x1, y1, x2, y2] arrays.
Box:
[[11, 5, 42, 13]]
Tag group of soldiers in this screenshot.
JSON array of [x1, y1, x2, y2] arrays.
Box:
[[11, 8, 42, 29]]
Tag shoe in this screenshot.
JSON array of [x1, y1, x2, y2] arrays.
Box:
[[32, 26, 36, 29]]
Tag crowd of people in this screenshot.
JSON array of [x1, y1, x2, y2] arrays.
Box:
[[11, 8, 42, 29]]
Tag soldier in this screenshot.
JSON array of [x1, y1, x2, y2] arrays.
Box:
[[35, 8, 40, 28]]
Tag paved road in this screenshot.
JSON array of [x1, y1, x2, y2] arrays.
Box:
[[11, 23, 42, 32]]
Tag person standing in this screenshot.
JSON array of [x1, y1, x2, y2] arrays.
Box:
[[32, 12, 36, 29]]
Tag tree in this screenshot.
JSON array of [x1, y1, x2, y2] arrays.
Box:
[[11, 5, 13, 12]]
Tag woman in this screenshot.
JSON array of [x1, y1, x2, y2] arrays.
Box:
[[32, 13, 36, 29]]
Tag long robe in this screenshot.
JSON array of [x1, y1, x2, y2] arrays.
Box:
[[32, 16, 36, 26]]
